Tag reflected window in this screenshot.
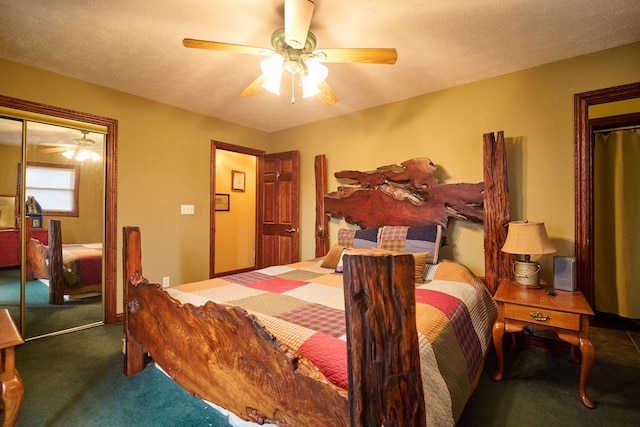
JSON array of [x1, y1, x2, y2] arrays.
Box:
[[26, 163, 80, 216]]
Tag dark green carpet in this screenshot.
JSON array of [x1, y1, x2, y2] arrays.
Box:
[[4, 324, 640, 426], [458, 345, 640, 426], [0, 268, 101, 338], [11, 325, 229, 427]]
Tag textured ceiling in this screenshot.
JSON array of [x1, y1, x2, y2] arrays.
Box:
[[1, 0, 639, 133]]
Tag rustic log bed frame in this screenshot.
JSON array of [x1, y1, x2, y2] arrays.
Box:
[[124, 132, 511, 426], [26, 219, 102, 305]]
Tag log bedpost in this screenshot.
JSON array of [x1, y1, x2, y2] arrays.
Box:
[[123, 226, 145, 376], [343, 253, 425, 427], [482, 131, 511, 294], [48, 220, 65, 305]]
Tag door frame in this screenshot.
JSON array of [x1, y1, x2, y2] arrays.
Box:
[[0, 94, 118, 325], [210, 141, 265, 277], [574, 81, 640, 309]]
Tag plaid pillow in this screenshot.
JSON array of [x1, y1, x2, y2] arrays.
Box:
[[337, 227, 379, 249], [377, 225, 443, 265]]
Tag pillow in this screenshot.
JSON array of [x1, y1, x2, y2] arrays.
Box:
[[336, 247, 388, 273], [335, 248, 347, 273], [335, 248, 428, 285], [411, 252, 429, 284], [337, 227, 379, 249], [320, 244, 346, 269], [377, 225, 443, 264]]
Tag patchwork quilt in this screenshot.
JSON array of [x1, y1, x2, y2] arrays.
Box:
[[167, 259, 497, 426], [62, 243, 102, 287]]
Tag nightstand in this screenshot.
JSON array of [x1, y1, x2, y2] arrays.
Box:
[[491, 278, 596, 408]]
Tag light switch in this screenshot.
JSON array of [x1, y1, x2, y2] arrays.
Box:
[[181, 204, 194, 215]]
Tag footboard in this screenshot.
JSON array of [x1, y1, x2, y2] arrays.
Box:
[[123, 226, 349, 426]]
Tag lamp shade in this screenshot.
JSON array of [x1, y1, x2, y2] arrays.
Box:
[[501, 221, 556, 255]]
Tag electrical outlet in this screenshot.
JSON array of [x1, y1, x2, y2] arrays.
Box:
[[162, 276, 170, 288], [180, 204, 194, 215]]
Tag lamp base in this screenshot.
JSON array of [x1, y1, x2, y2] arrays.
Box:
[[511, 260, 541, 288], [511, 280, 542, 289]]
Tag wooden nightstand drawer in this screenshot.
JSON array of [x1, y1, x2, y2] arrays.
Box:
[[504, 303, 581, 331]]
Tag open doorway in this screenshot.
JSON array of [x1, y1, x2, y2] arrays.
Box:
[[210, 142, 301, 277], [210, 141, 264, 277], [214, 149, 257, 275], [574, 82, 640, 312]]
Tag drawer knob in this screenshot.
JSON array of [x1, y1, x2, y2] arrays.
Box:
[[530, 311, 550, 322]]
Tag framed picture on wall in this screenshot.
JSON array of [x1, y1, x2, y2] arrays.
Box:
[[215, 193, 230, 211], [231, 170, 245, 192]]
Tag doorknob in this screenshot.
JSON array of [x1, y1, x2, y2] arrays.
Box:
[[285, 228, 298, 233]]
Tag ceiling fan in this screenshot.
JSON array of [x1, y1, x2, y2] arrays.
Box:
[[182, 0, 398, 105], [39, 130, 102, 161]]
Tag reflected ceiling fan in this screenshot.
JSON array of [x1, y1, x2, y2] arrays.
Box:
[[183, 0, 397, 105], [39, 130, 102, 161]]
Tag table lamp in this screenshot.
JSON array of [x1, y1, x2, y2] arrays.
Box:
[[501, 220, 556, 288]]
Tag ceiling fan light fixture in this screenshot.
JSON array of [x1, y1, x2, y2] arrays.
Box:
[[305, 57, 328, 83], [262, 75, 282, 95], [62, 149, 76, 159], [75, 149, 91, 162], [284, 0, 315, 49], [183, 4, 397, 106], [301, 76, 320, 98], [261, 54, 284, 76], [261, 54, 284, 95]]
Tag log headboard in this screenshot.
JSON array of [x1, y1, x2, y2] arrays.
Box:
[[316, 131, 511, 294]]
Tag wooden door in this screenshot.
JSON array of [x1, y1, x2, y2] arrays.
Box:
[[258, 151, 300, 268]]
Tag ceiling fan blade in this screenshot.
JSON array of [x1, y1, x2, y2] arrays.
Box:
[[37, 142, 68, 147], [316, 81, 338, 106], [183, 38, 271, 56], [240, 74, 269, 97], [40, 146, 71, 153], [284, 0, 315, 49], [317, 48, 398, 65]]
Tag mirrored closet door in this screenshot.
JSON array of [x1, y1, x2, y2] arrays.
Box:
[[0, 114, 107, 339]]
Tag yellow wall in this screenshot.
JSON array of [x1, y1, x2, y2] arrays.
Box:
[[0, 144, 20, 197], [270, 42, 640, 282], [0, 144, 20, 229], [590, 98, 640, 118], [0, 41, 638, 313], [215, 150, 256, 272]]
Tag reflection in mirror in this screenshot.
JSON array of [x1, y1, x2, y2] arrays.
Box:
[[0, 117, 24, 329], [25, 121, 104, 338], [0, 117, 105, 339]]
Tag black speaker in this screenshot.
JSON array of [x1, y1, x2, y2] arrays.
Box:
[[553, 256, 576, 291]]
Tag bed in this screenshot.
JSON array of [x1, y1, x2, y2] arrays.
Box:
[[26, 219, 102, 305], [124, 131, 512, 426]]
